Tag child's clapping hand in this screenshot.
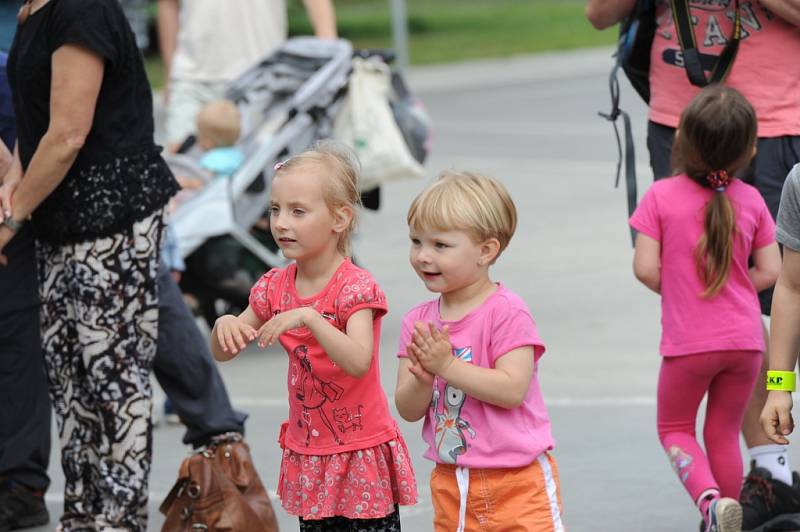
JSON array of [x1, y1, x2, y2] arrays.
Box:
[[214, 315, 257, 355], [408, 322, 453, 378]]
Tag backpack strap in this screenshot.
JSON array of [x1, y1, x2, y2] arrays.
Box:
[[599, 62, 638, 246], [672, 0, 742, 87]]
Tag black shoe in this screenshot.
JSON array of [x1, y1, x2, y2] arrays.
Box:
[[0, 481, 49, 531], [740, 462, 800, 532]]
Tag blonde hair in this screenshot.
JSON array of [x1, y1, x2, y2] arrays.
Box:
[[407, 171, 517, 263], [197, 100, 241, 149], [274, 141, 362, 256]]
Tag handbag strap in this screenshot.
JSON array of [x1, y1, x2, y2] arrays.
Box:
[[671, 0, 741, 87]]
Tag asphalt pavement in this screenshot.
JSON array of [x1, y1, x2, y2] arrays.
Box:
[[31, 46, 800, 532]]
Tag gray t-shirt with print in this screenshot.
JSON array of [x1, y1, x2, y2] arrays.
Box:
[[777, 164, 800, 251]]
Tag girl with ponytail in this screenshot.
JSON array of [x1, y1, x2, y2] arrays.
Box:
[[630, 85, 781, 532]]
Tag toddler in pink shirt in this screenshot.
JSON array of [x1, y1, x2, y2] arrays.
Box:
[[395, 171, 564, 532]]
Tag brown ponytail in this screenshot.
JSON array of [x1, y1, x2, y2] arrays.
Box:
[[695, 192, 735, 298], [671, 85, 757, 298]]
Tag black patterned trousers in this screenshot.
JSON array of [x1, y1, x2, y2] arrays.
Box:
[[37, 211, 164, 531]]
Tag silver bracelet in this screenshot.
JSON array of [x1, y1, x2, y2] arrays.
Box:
[[2, 217, 24, 232]]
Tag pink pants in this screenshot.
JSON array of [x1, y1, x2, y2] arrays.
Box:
[[657, 350, 762, 502]]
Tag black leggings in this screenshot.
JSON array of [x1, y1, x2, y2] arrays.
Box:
[[299, 505, 401, 532]]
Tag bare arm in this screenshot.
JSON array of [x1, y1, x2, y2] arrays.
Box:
[[410, 323, 534, 410], [769, 247, 800, 373], [761, 247, 800, 443], [760, 0, 800, 27], [0, 140, 11, 179], [750, 242, 782, 292], [6, 45, 103, 223], [633, 232, 661, 294], [395, 358, 434, 422], [257, 307, 374, 378], [585, 0, 636, 30], [436, 348, 535, 410], [305, 308, 373, 377], [157, 0, 180, 81], [0, 145, 23, 225], [302, 0, 337, 38]]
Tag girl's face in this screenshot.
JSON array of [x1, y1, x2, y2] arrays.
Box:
[[408, 228, 488, 295], [269, 168, 345, 262]]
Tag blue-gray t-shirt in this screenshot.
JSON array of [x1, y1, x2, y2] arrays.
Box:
[[777, 165, 800, 252]]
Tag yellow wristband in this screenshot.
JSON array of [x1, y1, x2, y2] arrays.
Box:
[[767, 371, 797, 392]]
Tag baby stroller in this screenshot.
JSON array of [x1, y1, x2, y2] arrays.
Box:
[[166, 37, 430, 326]]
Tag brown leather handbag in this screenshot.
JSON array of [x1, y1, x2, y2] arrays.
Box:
[[160, 433, 279, 532]]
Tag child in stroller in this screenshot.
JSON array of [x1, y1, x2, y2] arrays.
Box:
[[173, 100, 245, 193]]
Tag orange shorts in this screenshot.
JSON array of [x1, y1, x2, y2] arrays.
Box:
[[430, 454, 565, 532]]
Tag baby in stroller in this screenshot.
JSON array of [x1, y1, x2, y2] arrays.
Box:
[[174, 99, 245, 190]]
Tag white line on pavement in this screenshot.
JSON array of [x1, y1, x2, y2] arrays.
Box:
[[45, 488, 436, 518], [226, 395, 656, 409], [434, 119, 612, 138]]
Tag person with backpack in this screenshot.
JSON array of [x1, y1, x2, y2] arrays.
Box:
[[586, 1, 800, 530]]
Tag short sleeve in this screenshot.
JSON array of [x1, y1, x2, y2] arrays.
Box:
[[753, 195, 777, 250], [336, 271, 388, 324], [248, 268, 279, 322], [777, 165, 800, 251], [629, 185, 662, 241], [489, 306, 546, 363], [50, 0, 120, 65]]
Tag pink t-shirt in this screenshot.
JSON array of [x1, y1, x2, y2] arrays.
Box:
[[630, 175, 775, 356], [249, 259, 401, 454], [397, 285, 553, 469], [649, 1, 800, 137]]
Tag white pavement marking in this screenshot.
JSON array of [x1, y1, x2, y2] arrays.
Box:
[[427, 153, 653, 177], [226, 396, 656, 409], [45, 487, 436, 518]]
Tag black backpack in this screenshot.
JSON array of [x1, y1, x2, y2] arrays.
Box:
[[600, 0, 742, 244]]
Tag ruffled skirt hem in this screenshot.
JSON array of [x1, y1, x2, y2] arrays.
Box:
[[277, 435, 418, 520]]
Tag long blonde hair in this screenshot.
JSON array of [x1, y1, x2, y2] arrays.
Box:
[[274, 141, 362, 256]]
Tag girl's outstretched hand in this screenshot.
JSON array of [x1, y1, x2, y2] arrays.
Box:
[[411, 322, 453, 377], [215, 315, 257, 356], [406, 343, 435, 385], [257, 307, 312, 348], [761, 391, 795, 445]]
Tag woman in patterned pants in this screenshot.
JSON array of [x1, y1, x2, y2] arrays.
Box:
[[0, 0, 179, 529]]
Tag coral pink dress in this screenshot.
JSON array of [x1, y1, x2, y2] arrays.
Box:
[[249, 259, 417, 519]]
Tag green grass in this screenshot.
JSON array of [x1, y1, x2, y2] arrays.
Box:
[[145, 0, 615, 88], [289, 0, 615, 64]]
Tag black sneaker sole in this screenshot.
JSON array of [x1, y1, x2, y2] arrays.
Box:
[[744, 512, 800, 532]]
